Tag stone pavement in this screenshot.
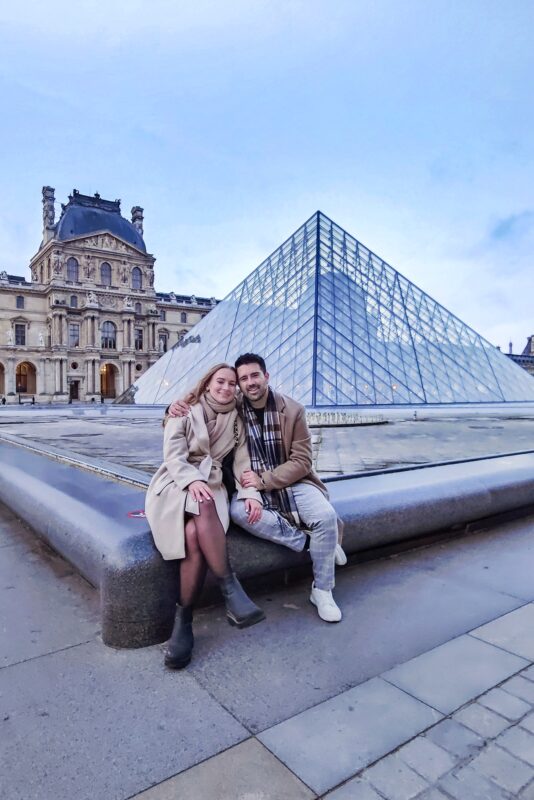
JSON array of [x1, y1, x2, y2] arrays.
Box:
[[3, 501, 534, 799]]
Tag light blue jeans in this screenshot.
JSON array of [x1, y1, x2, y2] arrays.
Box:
[[230, 481, 337, 590]]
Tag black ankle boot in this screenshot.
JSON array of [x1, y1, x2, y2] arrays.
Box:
[[165, 605, 194, 669], [219, 573, 265, 628]]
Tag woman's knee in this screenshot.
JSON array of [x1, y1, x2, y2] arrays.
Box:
[[197, 499, 220, 523]]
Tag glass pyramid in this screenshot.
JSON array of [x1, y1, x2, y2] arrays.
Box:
[[120, 211, 534, 406]]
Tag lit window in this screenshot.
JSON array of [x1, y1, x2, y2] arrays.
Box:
[[132, 267, 142, 290], [135, 328, 144, 351], [15, 324, 26, 345], [101, 262, 112, 286], [101, 321, 116, 349], [16, 295, 24, 309], [70, 295, 78, 308], [180, 311, 187, 323], [69, 324, 80, 348], [67, 257, 79, 282]]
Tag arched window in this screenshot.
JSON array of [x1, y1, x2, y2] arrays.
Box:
[[67, 257, 79, 282], [180, 311, 187, 324], [101, 262, 112, 286], [101, 321, 117, 349], [70, 295, 78, 308], [134, 302, 142, 315], [132, 267, 142, 290]]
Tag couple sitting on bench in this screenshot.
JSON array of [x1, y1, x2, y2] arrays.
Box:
[[145, 352, 346, 669]]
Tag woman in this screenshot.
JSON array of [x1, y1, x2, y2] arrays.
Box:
[[146, 363, 265, 669]]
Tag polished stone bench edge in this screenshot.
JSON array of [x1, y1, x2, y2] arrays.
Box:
[[2, 439, 534, 649]]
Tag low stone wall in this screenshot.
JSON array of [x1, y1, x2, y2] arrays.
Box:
[[1, 436, 534, 649]]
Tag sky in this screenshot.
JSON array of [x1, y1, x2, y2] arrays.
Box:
[[0, 0, 533, 352]]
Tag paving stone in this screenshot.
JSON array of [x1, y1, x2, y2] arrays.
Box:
[[479, 687, 531, 721], [453, 703, 510, 739], [258, 677, 441, 796], [417, 791, 450, 800], [131, 738, 314, 800], [520, 712, 534, 735], [0, 640, 247, 800], [519, 780, 534, 799], [0, 519, 100, 668], [364, 753, 429, 800], [470, 604, 534, 660], [469, 743, 533, 794], [497, 726, 534, 767], [424, 717, 484, 759], [324, 777, 384, 799], [383, 635, 527, 714], [502, 675, 534, 704], [396, 736, 455, 782], [439, 765, 512, 800]]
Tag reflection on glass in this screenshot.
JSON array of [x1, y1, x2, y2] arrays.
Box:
[[116, 212, 534, 407]]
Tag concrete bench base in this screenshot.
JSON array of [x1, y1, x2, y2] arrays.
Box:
[[1, 439, 534, 648]]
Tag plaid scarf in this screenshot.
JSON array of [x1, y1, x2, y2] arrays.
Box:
[[242, 389, 301, 527]]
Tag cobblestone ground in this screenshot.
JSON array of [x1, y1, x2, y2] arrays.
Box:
[[331, 671, 534, 799]]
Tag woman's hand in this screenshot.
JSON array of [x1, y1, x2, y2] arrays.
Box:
[[245, 498, 262, 524], [187, 481, 214, 502]]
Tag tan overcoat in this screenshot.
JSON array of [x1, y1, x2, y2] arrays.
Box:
[[254, 390, 328, 498], [145, 402, 261, 560]]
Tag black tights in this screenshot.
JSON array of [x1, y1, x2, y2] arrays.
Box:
[[179, 500, 230, 607]]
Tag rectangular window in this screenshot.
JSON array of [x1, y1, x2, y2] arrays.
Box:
[[159, 334, 168, 353], [15, 324, 26, 345], [16, 295, 25, 309], [135, 328, 144, 351], [69, 323, 80, 348]]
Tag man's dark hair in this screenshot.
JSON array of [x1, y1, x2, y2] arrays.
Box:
[[234, 353, 267, 374]]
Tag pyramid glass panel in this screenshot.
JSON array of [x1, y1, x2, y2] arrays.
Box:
[[119, 211, 534, 406]]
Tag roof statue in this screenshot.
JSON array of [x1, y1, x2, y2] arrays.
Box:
[[119, 211, 534, 406]]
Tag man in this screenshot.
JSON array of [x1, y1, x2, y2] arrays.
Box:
[[171, 353, 345, 622]]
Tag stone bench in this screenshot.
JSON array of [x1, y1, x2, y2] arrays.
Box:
[[1, 437, 534, 648]]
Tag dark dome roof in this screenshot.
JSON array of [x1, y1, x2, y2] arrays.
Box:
[[55, 191, 146, 252]]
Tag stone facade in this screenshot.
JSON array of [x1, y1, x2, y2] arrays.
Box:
[[0, 188, 216, 403]]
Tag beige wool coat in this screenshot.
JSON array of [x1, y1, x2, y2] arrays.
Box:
[[145, 402, 261, 560], [253, 390, 328, 498]]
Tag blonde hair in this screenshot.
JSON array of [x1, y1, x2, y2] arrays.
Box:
[[184, 363, 237, 405]]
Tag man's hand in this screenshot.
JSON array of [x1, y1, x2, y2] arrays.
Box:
[[245, 498, 262, 524], [241, 470, 263, 490], [169, 399, 190, 417], [187, 481, 214, 502]]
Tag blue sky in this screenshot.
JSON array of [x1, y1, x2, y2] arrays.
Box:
[[1, 0, 533, 351]]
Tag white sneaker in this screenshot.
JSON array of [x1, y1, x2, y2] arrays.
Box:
[[310, 585, 342, 622], [335, 543, 347, 566]]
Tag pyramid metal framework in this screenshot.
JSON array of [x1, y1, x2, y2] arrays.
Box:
[[122, 212, 534, 406]]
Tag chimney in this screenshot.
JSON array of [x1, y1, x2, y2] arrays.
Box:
[[42, 186, 56, 243], [131, 206, 144, 236], [509, 341, 513, 355]]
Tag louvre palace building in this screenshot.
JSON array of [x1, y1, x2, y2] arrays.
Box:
[[0, 187, 216, 403]]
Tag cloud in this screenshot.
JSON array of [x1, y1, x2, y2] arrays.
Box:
[[490, 210, 534, 242]]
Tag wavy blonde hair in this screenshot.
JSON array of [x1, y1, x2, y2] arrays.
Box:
[[184, 363, 237, 405]]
